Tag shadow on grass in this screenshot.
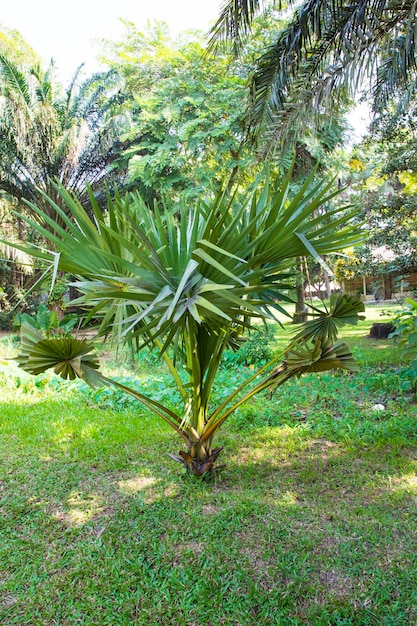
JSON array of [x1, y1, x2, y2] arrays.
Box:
[[1, 396, 417, 624]]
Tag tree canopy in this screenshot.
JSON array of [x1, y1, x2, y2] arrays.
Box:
[[100, 22, 255, 201], [0, 54, 127, 227], [210, 1, 417, 153], [339, 111, 417, 281]]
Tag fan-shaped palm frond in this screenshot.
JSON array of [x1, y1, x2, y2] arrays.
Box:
[[284, 337, 358, 374], [16, 321, 99, 379], [292, 293, 365, 342]]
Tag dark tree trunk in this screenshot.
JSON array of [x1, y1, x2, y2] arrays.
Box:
[[293, 257, 308, 323]]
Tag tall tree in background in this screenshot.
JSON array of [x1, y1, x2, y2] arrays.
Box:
[[340, 112, 417, 282], [0, 24, 40, 67], [0, 55, 127, 228], [0, 44, 129, 324], [100, 20, 350, 201], [0, 27, 43, 313], [210, 1, 417, 154], [100, 22, 254, 202]]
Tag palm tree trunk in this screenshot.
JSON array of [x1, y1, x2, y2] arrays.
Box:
[[179, 438, 224, 477]]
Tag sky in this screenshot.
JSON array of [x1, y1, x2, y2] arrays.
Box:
[[1, 0, 222, 81], [1, 0, 371, 140]]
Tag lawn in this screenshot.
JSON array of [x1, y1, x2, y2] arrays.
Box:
[[1, 302, 417, 625]]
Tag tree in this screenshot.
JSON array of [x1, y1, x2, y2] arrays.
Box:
[[0, 193, 37, 328], [99, 19, 350, 199], [337, 116, 417, 287], [13, 166, 364, 477], [100, 21, 254, 202], [0, 28, 44, 317], [210, 1, 417, 153], [0, 54, 127, 228], [0, 24, 40, 66]]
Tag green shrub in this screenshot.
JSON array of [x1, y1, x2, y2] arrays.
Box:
[[222, 327, 275, 368], [13, 302, 78, 338], [390, 297, 417, 389]]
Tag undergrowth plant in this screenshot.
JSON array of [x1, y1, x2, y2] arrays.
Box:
[[390, 297, 417, 390], [11, 166, 364, 477], [221, 326, 275, 368], [13, 302, 78, 338]]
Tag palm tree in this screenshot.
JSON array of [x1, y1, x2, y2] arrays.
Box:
[[12, 166, 364, 477], [210, 1, 417, 154], [0, 55, 127, 228]]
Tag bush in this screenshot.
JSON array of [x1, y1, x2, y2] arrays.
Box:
[[390, 297, 417, 389], [222, 327, 275, 368], [0, 309, 15, 331], [13, 303, 78, 338]]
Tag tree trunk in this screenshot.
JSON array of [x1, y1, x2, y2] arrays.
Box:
[[172, 439, 224, 477], [323, 268, 332, 301], [293, 257, 308, 323]]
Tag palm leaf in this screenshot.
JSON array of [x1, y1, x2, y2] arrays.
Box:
[[0, 54, 31, 108], [211, 0, 417, 152], [284, 338, 358, 375], [16, 324, 100, 381], [292, 294, 365, 343]]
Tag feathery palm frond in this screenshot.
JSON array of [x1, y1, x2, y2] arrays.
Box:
[[211, 0, 417, 153], [0, 53, 31, 108], [0, 55, 127, 226], [209, 0, 270, 51]]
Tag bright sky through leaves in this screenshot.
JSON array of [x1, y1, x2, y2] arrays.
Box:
[[1, 0, 221, 81]]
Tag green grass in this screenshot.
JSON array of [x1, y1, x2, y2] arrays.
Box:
[[1, 302, 417, 625]]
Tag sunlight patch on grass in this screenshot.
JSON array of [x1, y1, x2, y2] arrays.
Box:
[[277, 490, 300, 507], [38, 454, 54, 462], [51, 491, 104, 527], [79, 423, 101, 439], [118, 476, 158, 493], [392, 473, 417, 494]]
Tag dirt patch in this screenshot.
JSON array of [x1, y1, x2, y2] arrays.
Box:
[[317, 567, 353, 598], [201, 503, 221, 515], [0, 593, 17, 608], [171, 540, 206, 566]]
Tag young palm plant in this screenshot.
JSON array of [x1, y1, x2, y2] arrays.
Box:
[[12, 167, 364, 476]]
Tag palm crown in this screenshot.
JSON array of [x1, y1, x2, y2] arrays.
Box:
[[0, 55, 125, 226], [13, 167, 364, 475]]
